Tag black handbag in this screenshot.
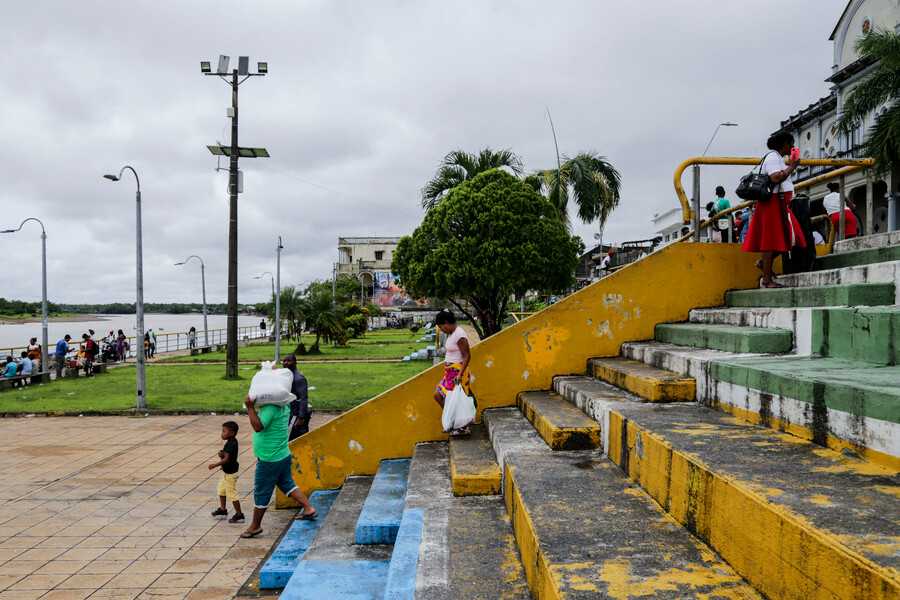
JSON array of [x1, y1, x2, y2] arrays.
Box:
[[735, 152, 776, 201]]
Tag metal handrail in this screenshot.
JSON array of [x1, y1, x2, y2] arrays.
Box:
[[673, 157, 875, 224]]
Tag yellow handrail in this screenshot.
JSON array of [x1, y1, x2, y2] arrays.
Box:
[[673, 157, 875, 224]]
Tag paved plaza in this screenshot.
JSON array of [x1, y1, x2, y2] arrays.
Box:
[[0, 414, 334, 599]]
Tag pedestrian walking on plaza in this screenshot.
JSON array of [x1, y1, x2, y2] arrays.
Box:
[[188, 326, 197, 349], [241, 393, 317, 539], [433, 309, 472, 436], [82, 333, 99, 378], [209, 421, 244, 524], [54, 335, 71, 379], [116, 330, 127, 363], [282, 354, 311, 441], [148, 329, 157, 358]]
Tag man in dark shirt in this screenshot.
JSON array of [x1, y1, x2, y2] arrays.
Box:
[[282, 354, 310, 440]]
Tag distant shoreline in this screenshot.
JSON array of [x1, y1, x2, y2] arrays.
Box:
[[0, 315, 108, 325]]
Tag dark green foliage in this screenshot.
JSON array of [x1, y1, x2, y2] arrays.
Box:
[[393, 169, 583, 338], [836, 28, 900, 177]]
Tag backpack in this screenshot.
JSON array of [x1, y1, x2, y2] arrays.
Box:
[[85, 340, 98, 356]]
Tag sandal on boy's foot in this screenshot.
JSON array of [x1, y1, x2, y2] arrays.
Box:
[[449, 427, 471, 437], [759, 280, 785, 289], [241, 528, 263, 538], [228, 513, 245, 523], [295, 510, 318, 521], [211, 508, 228, 518]]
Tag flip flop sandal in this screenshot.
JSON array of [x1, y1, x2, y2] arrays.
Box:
[[295, 510, 318, 521], [759, 281, 785, 289], [241, 529, 263, 538]]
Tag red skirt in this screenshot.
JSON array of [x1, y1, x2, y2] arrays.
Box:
[[741, 192, 807, 253], [829, 210, 858, 237]]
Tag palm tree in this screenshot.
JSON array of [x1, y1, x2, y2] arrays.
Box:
[[274, 286, 306, 342], [304, 290, 344, 350], [526, 151, 622, 230], [836, 28, 900, 177], [421, 147, 524, 210]]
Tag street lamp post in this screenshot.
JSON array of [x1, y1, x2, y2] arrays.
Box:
[[693, 122, 738, 241], [254, 272, 275, 300], [275, 237, 283, 362], [202, 55, 268, 378], [1, 218, 48, 372], [175, 256, 209, 347], [103, 167, 146, 409]]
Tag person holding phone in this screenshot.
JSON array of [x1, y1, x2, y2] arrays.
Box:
[[741, 131, 806, 288]]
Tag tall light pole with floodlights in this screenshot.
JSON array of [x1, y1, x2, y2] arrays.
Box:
[[1, 218, 49, 372], [275, 237, 283, 362], [175, 255, 209, 347], [201, 55, 269, 378], [103, 166, 147, 409]]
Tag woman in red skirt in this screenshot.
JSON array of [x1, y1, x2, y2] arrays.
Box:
[[742, 131, 806, 288]]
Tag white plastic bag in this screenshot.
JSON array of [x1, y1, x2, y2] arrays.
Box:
[[248, 361, 296, 407], [441, 385, 476, 432]]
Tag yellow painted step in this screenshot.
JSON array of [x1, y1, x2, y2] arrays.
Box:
[[449, 424, 502, 496], [588, 357, 695, 402], [517, 391, 601, 450]]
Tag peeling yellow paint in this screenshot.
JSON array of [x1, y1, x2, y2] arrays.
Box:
[[832, 534, 900, 557], [593, 560, 745, 599], [808, 494, 834, 506], [810, 447, 894, 476]]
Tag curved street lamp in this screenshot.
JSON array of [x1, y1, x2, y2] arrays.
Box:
[[103, 166, 146, 409], [254, 271, 275, 299], [175, 255, 209, 347], [1, 218, 49, 372]]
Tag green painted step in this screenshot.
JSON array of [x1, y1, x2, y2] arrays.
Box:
[[588, 357, 695, 402], [709, 356, 900, 425], [516, 391, 601, 450], [815, 243, 900, 271], [449, 424, 502, 496], [725, 282, 895, 308], [655, 322, 793, 354], [812, 307, 900, 366], [505, 452, 762, 599]]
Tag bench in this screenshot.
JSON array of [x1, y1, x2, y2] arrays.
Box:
[[64, 363, 109, 378], [190, 346, 212, 356], [0, 371, 51, 390]]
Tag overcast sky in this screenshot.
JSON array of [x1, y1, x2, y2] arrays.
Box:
[[1, 1, 845, 304]]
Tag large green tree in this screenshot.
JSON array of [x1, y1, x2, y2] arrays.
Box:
[[394, 169, 583, 338], [837, 28, 900, 177], [421, 147, 524, 210], [525, 151, 621, 230]]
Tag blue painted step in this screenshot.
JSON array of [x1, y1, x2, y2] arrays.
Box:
[[280, 560, 390, 600], [383, 509, 424, 600], [355, 458, 411, 544], [259, 490, 340, 588]]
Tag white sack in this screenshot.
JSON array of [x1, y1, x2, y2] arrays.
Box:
[[441, 385, 476, 432], [248, 361, 296, 407]]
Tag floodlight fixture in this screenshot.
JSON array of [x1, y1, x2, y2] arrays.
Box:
[[257, 62, 268, 74], [238, 56, 249, 76], [217, 55, 230, 74], [200, 61, 211, 73]]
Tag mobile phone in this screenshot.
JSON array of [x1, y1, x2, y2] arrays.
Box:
[[790, 147, 800, 161]]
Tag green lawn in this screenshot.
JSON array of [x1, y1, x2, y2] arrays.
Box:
[[162, 338, 432, 363], [0, 361, 433, 412]]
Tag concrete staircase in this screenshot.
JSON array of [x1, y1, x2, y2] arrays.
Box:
[[261, 232, 900, 599]]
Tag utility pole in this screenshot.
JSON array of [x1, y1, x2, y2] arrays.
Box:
[[202, 55, 268, 377]]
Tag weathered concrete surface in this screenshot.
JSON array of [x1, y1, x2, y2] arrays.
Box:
[[688, 306, 813, 355], [812, 306, 900, 365], [778, 258, 900, 289], [588, 357, 695, 402], [383, 509, 423, 600], [406, 442, 529, 600], [516, 390, 602, 450], [655, 321, 793, 354], [449, 424, 502, 496], [834, 230, 900, 253], [726, 282, 895, 308], [355, 459, 410, 544], [816, 242, 900, 270], [606, 401, 900, 600], [504, 451, 762, 600], [303, 476, 393, 562], [280, 559, 390, 599]]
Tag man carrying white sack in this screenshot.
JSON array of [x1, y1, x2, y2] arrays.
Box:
[[241, 362, 318, 538]]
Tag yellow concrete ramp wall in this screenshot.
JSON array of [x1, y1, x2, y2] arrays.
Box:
[[282, 243, 762, 505]]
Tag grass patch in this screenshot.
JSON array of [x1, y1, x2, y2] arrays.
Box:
[[162, 338, 431, 363], [0, 361, 432, 412]]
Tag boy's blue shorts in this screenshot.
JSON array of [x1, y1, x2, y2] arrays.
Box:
[[253, 455, 298, 509]]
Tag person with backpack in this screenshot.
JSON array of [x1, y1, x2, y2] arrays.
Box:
[[81, 333, 99, 378]]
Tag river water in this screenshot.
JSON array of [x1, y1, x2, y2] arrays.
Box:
[[0, 314, 265, 355]]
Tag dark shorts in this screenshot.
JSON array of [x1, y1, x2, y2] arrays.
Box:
[[253, 455, 297, 509]]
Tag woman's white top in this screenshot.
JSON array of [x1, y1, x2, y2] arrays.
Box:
[[822, 191, 842, 215], [762, 151, 793, 193], [444, 326, 469, 364]]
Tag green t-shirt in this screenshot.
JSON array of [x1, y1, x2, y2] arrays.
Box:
[[715, 197, 731, 212], [252, 404, 291, 462]]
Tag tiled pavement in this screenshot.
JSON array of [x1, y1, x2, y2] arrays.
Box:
[[0, 414, 335, 599]]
